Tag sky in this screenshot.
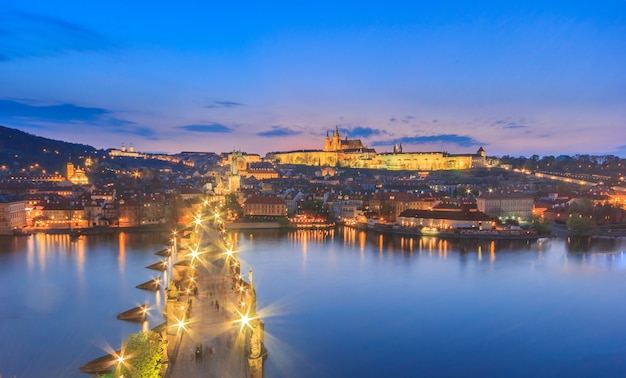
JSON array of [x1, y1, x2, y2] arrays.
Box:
[[0, 1, 625, 157]]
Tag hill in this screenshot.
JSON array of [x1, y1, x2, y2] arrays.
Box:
[[0, 125, 99, 174]]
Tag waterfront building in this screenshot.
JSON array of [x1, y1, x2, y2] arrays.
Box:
[[243, 195, 288, 217], [476, 192, 535, 222], [397, 207, 492, 230], [368, 191, 446, 222], [0, 194, 26, 234], [38, 203, 87, 228]]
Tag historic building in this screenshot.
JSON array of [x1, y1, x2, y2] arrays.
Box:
[[66, 162, 89, 185], [243, 195, 287, 217], [397, 207, 493, 230], [476, 192, 535, 221], [268, 127, 493, 170], [0, 194, 26, 234]]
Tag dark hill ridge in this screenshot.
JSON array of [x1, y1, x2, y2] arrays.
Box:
[[0, 125, 99, 173]]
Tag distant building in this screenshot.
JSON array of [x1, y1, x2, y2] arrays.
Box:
[[268, 126, 494, 170], [397, 208, 492, 230], [477, 192, 534, 221], [243, 162, 279, 180], [0, 194, 26, 234], [324, 125, 365, 152], [243, 195, 287, 217], [66, 162, 89, 185], [109, 143, 143, 158]]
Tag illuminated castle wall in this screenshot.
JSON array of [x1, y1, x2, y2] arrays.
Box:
[[268, 128, 489, 170]]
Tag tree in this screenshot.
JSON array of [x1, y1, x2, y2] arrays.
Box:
[[569, 198, 594, 216], [566, 213, 596, 237], [223, 193, 243, 217], [531, 215, 552, 235], [115, 330, 163, 378]]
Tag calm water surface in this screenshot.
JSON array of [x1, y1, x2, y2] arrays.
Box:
[[1, 229, 626, 377]]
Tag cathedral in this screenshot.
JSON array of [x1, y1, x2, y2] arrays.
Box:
[[324, 126, 365, 152], [267, 127, 494, 171]]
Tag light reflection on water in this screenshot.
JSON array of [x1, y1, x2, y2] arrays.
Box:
[[0, 229, 625, 377], [0, 232, 168, 378], [236, 227, 626, 378]]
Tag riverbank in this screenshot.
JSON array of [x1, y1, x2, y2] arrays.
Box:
[[23, 224, 175, 235], [362, 224, 541, 240]]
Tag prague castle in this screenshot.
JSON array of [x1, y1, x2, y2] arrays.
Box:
[[267, 126, 494, 170]]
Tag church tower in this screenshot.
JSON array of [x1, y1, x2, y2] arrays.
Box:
[[324, 131, 331, 151], [332, 125, 341, 151], [66, 162, 75, 181]]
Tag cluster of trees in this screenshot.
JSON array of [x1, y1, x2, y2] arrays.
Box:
[[500, 154, 625, 183], [566, 199, 598, 237]]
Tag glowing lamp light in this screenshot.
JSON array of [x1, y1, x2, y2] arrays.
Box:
[[118, 356, 125, 363], [241, 314, 250, 328]]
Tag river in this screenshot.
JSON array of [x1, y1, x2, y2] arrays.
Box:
[[1, 229, 625, 377]]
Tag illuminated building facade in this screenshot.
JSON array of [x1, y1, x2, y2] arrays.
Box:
[[66, 162, 89, 185], [476, 192, 535, 221], [268, 127, 492, 170], [243, 195, 287, 217], [0, 194, 26, 234]]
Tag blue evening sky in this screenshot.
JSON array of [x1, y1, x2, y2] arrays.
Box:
[[1, 1, 625, 156]]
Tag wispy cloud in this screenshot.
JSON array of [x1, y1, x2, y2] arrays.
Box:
[[0, 98, 134, 126], [389, 115, 415, 124], [371, 134, 483, 148], [492, 118, 530, 129], [0, 98, 159, 139], [0, 11, 115, 61], [177, 123, 234, 133], [257, 125, 302, 137], [204, 100, 244, 109], [346, 126, 386, 138]]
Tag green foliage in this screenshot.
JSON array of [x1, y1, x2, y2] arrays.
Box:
[[115, 331, 163, 378], [299, 199, 327, 215], [499, 154, 626, 183], [531, 216, 552, 235], [566, 213, 597, 237], [568, 198, 594, 216], [223, 193, 243, 217]]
